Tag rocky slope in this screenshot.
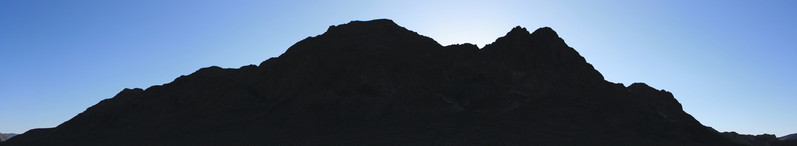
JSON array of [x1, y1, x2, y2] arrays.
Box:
[[1, 19, 739, 145]]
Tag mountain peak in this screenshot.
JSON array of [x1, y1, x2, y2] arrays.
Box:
[[531, 27, 558, 37], [339, 19, 399, 28], [502, 26, 559, 40], [490, 26, 563, 45], [628, 82, 653, 89], [280, 19, 440, 59], [351, 19, 397, 25], [324, 19, 405, 35], [506, 26, 531, 36], [628, 82, 671, 93]]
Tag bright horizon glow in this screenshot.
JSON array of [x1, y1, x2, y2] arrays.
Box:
[[1, 0, 795, 137]]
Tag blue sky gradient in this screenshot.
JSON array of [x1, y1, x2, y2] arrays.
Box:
[[1, 0, 795, 136]]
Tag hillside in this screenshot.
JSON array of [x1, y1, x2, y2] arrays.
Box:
[[1, 19, 738, 146]]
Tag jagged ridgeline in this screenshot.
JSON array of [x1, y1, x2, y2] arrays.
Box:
[[1, 19, 739, 145]]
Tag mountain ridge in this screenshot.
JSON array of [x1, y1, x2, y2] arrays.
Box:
[[2, 19, 739, 145], [719, 131, 797, 146]]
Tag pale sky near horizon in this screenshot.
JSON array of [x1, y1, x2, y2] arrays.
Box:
[[1, 0, 795, 136]]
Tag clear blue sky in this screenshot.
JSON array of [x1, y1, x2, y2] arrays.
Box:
[[1, 0, 795, 136]]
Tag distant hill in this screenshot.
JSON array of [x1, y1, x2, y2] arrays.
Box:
[[721, 132, 780, 146], [782, 133, 797, 141], [0, 19, 740, 145], [3, 134, 16, 138], [717, 132, 797, 146]]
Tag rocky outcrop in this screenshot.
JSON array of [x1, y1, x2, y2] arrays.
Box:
[[1, 19, 739, 145]]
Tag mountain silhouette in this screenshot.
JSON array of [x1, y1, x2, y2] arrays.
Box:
[[1, 19, 740, 145]]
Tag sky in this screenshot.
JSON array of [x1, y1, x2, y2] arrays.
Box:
[[1, 0, 795, 136]]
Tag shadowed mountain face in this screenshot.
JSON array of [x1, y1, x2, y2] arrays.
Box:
[[2, 19, 738, 145]]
